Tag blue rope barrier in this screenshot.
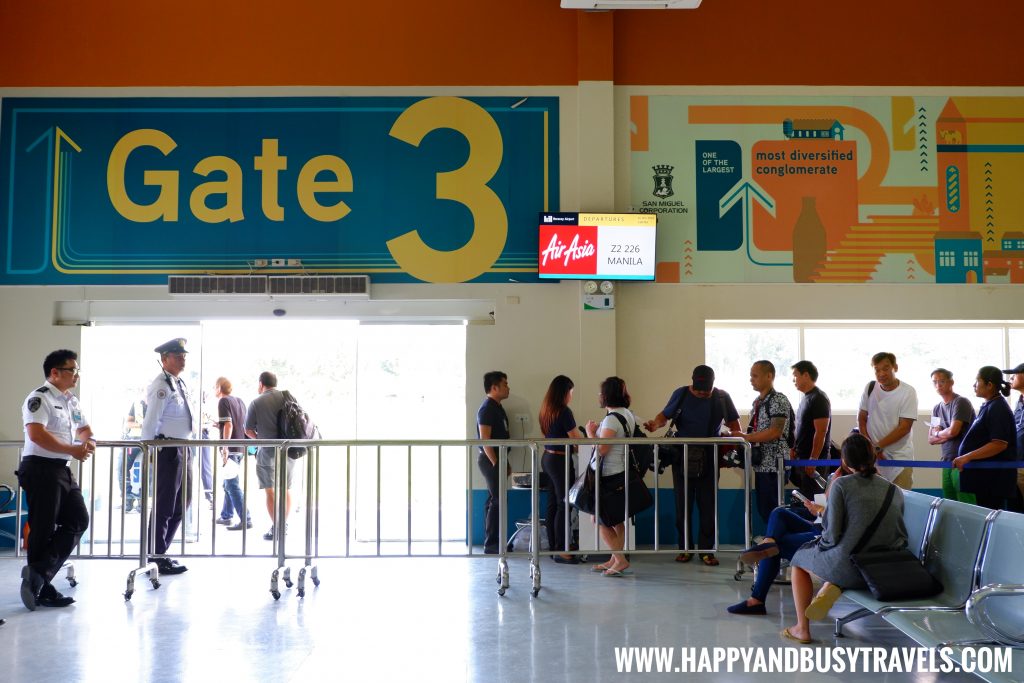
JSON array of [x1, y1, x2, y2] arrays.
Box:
[[785, 458, 1022, 470]]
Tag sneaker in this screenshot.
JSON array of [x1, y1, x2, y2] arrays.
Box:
[[215, 517, 233, 526], [149, 557, 189, 575], [263, 523, 287, 540], [37, 583, 75, 608], [228, 521, 253, 531], [20, 565, 44, 611]]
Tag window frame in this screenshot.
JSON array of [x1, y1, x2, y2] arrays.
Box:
[[705, 320, 1024, 414]]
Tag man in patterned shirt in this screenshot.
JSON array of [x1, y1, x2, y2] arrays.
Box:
[[730, 360, 792, 527]]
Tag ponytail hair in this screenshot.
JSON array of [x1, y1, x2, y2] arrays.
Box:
[[977, 365, 1011, 397], [841, 433, 878, 478]]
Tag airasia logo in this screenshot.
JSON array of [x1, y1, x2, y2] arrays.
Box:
[[539, 225, 598, 275]]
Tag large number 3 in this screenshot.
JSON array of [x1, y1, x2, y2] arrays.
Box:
[[388, 97, 506, 283]]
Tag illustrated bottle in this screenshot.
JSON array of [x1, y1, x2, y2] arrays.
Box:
[[792, 196, 827, 283]]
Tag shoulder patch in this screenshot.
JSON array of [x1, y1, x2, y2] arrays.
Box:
[[157, 389, 167, 400], [27, 397, 42, 412], [34, 386, 49, 394]]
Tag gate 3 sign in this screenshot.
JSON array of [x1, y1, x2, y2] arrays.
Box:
[[0, 96, 558, 284]]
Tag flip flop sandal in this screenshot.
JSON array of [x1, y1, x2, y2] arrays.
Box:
[[701, 554, 720, 566], [603, 568, 634, 577], [781, 628, 813, 645], [804, 584, 842, 621], [675, 553, 693, 563]]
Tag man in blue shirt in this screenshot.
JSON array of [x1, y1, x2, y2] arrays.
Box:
[[645, 365, 740, 565]]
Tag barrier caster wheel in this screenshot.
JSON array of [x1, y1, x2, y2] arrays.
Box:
[[497, 587, 506, 596], [271, 590, 281, 600], [124, 591, 133, 601], [69, 579, 78, 588], [531, 588, 540, 597], [297, 588, 305, 598], [151, 580, 161, 589], [284, 580, 294, 589], [312, 577, 321, 587], [734, 572, 742, 581]]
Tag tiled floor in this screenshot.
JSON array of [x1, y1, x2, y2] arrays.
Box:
[[0, 551, 994, 682]]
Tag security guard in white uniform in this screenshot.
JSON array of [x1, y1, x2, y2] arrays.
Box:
[[17, 349, 94, 610], [140, 338, 194, 575]]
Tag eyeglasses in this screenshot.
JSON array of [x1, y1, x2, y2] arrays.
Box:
[[57, 367, 81, 376]]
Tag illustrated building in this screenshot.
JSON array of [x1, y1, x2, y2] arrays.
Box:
[[782, 118, 845, 140], [934, 231, 984, 283]]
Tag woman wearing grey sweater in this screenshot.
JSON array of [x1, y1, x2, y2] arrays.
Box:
[[783, 433, 908, 643]]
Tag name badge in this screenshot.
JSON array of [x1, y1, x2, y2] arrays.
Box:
[[72, 409, 83, 423]]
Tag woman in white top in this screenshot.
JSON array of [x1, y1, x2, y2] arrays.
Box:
[[585, 376, 637, 576]]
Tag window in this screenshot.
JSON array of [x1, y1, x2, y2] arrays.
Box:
[[939, 251, 955, 267], [706, 322, 1021, 411], [964, 251, 980, 267], [704, 326, 801, 408]]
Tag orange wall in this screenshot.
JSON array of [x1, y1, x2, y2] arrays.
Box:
[[1, 0, 1021, 87], [614, 0, 1024, 86]]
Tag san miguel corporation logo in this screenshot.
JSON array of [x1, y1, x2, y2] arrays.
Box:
[[652, 164, 675, 198]]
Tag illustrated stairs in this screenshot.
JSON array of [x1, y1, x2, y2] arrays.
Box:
[[813, 216, 939, 282]]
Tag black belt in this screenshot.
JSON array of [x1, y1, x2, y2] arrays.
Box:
[[21, 454, 70, 465]]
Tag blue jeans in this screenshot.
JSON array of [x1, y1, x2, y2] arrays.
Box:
[[753, 471, 781, 530], [219, 471, 250, 524], [750, 506, 819, 603]]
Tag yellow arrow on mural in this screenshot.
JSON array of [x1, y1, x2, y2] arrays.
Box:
[[50, 127, 82, 273]]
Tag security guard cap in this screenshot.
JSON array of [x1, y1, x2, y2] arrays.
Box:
[[154, 338, 189, 355]]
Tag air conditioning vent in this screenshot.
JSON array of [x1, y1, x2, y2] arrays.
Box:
[[268, 275, 370, 297], [168, 275, 268, 296], [561, 0, 702, 8]]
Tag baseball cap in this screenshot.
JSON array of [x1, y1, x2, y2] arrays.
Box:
[[692, 365, 715, 392], [1002, 363, 1024, 374]]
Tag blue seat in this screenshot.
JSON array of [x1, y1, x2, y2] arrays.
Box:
[[902, 490, 940, 558], [835, 495, 994, 636], [884, 509, 1024, 683]]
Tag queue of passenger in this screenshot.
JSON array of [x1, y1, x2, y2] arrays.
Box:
[[473, 353, 1023, 634]]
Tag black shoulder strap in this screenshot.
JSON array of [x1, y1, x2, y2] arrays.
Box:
[[608, 410, 631, 435], [851, 482, 897, 555], [867, 380, 876, 396], [608, 411, 642, 473]]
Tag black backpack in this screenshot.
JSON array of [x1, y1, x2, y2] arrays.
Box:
[[276, 390, 318, 459], [608, 411, 656, 473]]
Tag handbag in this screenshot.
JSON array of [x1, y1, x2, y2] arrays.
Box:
[[599, 411, 654, 525], [568, 449, 598, 515], [848, 484, 943, 601], [597, 465, 654, 527]]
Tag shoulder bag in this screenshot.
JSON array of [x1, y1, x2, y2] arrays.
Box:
[[568, 449, 598, 515], [848, 483, 943, 601]]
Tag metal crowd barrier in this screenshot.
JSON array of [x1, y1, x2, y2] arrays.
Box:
[[2, 435, 760, 601], [500, 436, 753, 596]]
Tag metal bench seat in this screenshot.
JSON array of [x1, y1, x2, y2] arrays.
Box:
[[835, 495, 995, 637], [883, 508, 1024, 683]]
